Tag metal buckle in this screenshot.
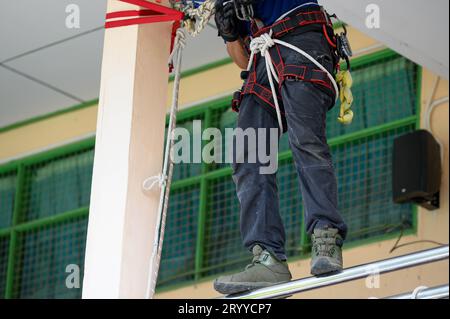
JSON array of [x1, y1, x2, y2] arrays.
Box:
[[337, 24, 353, 58], [227, 0, 254, 21]]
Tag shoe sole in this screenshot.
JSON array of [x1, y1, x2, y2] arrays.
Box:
[[214, 280, 287, 296], [311, 257, 343, 276]]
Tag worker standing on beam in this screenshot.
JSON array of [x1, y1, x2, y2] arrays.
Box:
[[212, 0, 350, 295]]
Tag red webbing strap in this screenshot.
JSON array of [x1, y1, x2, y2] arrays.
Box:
[[252, 10, 330, 38], [238, 62, 335, 114], [237, 51, 280, 113], [281, 64, 334, 91], [120, 0, 181, 16], [105, 0, 184, 29], [105, 0, 184, 71], [268, 45, 285, 84], [243, 83, 277, 109], [237, 41, 335, 114]]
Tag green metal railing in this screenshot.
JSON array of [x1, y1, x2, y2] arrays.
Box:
[[0, 139, 94, 298], [0, 49, 422, 298]]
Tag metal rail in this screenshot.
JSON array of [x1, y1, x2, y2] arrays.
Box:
[[226, 246, 449, 299], [389, 285, 449, 299]]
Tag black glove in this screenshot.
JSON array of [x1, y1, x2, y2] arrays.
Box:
[[215, 0, 240, 42]]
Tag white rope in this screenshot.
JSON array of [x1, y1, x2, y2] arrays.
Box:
[[276, 2, 320, 22], [144, 28, 187, 299], [247, 31, 339, 133]]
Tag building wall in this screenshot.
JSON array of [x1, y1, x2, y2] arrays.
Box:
[[0, 26, 448, 299]]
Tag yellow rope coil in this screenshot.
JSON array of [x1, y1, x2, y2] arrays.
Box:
[[336, 70, 354, 125]]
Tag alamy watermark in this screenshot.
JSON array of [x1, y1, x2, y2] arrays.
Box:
[[365, 4, 381, 29], [365, 266, 381, 289], [171, 120, 279, 175], [65, 264, 81, 289], [65, 4, 81, 29]]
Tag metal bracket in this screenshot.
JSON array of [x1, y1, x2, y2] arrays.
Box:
[[414, 192, 440, 211]]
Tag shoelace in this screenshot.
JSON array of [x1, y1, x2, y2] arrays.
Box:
[[245, 251, 266, 270], [313, 236, 339, 256]]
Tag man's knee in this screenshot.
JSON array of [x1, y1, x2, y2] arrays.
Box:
[[233, 161, 264, 183], [288, 116, 326, 146], [287, 120, 332, 165]]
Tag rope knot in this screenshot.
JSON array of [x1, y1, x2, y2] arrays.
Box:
[[250, 33, 275, 56], [143, 174, 167, 191]]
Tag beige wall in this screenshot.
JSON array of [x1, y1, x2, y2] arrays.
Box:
[[418, 70, 449, 246], [0, 26, 448, 299]]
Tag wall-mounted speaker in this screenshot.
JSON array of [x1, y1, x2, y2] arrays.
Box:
[[393, 130, 442, 210]]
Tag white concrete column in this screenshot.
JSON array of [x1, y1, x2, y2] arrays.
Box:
[[82, 0, 172, 298]]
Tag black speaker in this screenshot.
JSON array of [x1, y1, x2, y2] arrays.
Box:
[[393, 130, 442, 210]]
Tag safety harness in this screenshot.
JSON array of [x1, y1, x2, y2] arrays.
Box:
[[232, 5, 351, 132]]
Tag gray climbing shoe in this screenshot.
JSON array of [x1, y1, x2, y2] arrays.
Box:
[[214, 245, 292, 295], [310, 227, 344, 276]]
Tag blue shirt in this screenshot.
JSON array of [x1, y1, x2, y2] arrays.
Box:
[[194, 0, 319, 26], [195, 0, 320, 36], [251, 0, 319, 26]]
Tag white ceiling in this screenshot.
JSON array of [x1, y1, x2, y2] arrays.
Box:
[[322, 0, 449, 80], [0, 0, 227, 128], [0, 0, 448, 129]]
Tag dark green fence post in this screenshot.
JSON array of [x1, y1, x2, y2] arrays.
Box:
[[5, 164, 26, 298]]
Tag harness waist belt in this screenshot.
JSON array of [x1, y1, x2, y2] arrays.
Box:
[[251, 9, 332, 39]]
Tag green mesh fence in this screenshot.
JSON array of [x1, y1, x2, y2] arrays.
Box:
[[12, 217, 88, 299], [0, 171, 15, 229], [0, 50, 421, 297], [332, 124, 415, 243], [172, 116, 204, 181], [158, 185, 201, 286], [326, 55, 418, 139], [21, 150, 94, 223], [0, 144, 93, 299], [203, 176, 243, 277], [0, 236, 8, 297]]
